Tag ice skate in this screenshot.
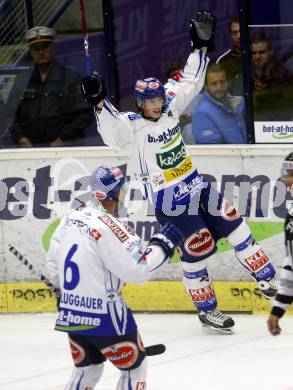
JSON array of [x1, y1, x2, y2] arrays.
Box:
[[257, 275, 279, 299], [198, 309, 235, 335]]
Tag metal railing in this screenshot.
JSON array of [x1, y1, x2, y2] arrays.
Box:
[[0, 0, 73, 65]]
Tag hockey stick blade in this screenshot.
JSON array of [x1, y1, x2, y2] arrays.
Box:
[[145, 343, 166, 356]]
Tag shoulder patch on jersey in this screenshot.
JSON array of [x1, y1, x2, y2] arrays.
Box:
[[99, 214, 129, 242], [64, 217, 102, 241], [128, 113, 141, 121]]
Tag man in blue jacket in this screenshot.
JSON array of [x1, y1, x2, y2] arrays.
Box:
[[192, 64, 247, 144]]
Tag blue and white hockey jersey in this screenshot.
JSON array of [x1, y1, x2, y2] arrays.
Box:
[[95, 49, 209, 211], [46, 203, 169, 336]]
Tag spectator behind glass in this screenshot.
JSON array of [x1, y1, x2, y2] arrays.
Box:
[[165, 59, 201, 144], [251, 32, 293, 121], [192, 64, 247, 144], [9, 26, 93, 147], [216, 17, 243, 96]]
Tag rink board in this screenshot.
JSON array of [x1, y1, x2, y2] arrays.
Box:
[[0, 145, 292, 288], [1, 281, 293, 315], [0, 146, 292, 316]]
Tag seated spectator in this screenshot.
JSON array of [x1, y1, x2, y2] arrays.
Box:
[[251, 32, 293, 121], [9, 26, 93, 147], [165, 59, 201, 144], [216, 17, 243, 96], [192, 64, 247, 144]]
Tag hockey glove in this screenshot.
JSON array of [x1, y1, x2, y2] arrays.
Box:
[[189, 10, 216, 51], [80, 71, 107, 105], [149, 223, 185, 258]]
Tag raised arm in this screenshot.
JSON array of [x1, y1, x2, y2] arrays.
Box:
[[81, 72, 134, 152], [166, 11, 216, 115]]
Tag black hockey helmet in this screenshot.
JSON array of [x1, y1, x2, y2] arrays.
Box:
[[281, 152, 293, 177]]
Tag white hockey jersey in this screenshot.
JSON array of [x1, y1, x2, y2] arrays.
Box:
[[46, 203, 168, 336], [95, 50, 208, 211], [271, 210, 293, 316]]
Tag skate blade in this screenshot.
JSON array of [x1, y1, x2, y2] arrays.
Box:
[[201, 323, 235, 335]]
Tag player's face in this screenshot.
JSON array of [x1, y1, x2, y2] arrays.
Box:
[[143, 97, 164, 120], [205, 71, 228, 101], [30, 42, 54, 65], [282, 169, 293, 196], [251, 42, 273, 68], [230, 22, 240, 49]]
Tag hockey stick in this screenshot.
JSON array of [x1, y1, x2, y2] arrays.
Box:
[[79, 0, 92, 75], [8, 244, 166, 356], [8, 244, 60, 297]]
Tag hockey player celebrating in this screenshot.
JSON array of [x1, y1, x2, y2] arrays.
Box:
[[46, 165, 184, 390], [267, 153, 293, 336], [81, 11, 278, 334]]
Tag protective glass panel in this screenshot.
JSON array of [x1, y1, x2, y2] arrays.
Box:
[[0, 1, 105, 148], [0, 66, 33, 147], [251, 25, 293, 143], [249, 0, 293, 143], [111, 0, 247, 145]]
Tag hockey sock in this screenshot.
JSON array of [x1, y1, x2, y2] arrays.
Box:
[[65, 363, 104, 390], [116, 358, 147, 390], [227, 221, 276, 281], [182, 260, 217, 312]]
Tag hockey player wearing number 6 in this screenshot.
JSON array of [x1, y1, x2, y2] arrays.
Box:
[[46, 166, 184, 390], [81, 11, 279, 334]]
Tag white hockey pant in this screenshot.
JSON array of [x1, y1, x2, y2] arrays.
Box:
[[227, 220, 276, 281], [64, 363, 104, 390], [182, 258, 218, 312], [116, 358, 147, 389]]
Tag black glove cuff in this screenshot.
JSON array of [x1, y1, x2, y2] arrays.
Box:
[[271, 306, 285, 318], [149, 234, 175, 258]]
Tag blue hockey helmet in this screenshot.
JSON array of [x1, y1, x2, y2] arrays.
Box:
[[134, 77, 165, 102], [90, 166, 125, 202]]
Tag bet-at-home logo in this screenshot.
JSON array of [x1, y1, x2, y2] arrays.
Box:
[[156, 141, 186, 169], [0, 164, 290, 221], [147, 124, 180, 145]]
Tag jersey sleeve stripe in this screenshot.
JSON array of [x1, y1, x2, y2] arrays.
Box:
[[104, 98, 119, 118]]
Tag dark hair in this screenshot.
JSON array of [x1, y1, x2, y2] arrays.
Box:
[[229, 17, 239, 34], [250, 32, 272, 50], [206, 63, 227, 81]]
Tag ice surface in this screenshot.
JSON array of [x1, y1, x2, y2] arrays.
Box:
[[1, 312, 293, 390]]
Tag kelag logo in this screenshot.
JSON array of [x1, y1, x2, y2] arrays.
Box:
[[156, 141, 186, 169]]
